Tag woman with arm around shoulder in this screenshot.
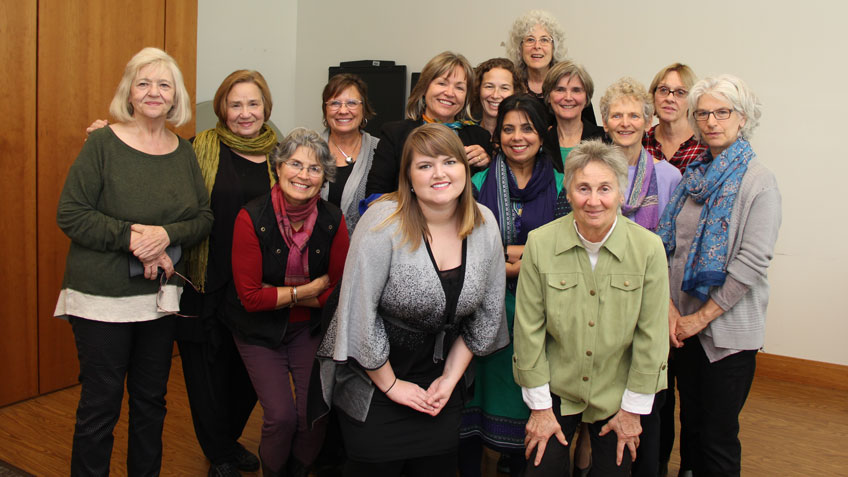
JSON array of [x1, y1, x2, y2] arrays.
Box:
[[364, 52, 492, 196], [229, 128, 350, 476], [656, 74, 781, 477], [318, 123, 508, 476], [644, 63, 707, 172], [319, 73, 380, 234], [55, 47, 212, 476]]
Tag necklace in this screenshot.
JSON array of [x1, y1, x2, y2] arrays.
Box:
[[331, 135, 361, 165]]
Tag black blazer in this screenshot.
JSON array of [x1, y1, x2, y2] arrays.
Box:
[[224, 194, 343, 348], [543, 118, 606, 172], [364, 119, 492, 196]]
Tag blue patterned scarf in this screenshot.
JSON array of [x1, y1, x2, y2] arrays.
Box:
[[656, 138, 754, 301]]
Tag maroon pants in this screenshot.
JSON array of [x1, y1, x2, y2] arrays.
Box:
[[234, 322, 325, 471]]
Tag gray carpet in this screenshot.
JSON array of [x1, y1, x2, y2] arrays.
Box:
[[0, 460, 32, 477]]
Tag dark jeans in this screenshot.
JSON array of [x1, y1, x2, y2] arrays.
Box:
[[522, 396, 631, 477], [631, 389, 666, 477], [344, 452, 458, 477], [177, 319, 256, 465], [69, 315, 175, 477], [235, 321, 324, 471], [676, 337, 757, 477]]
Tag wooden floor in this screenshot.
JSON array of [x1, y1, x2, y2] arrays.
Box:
[[1, 357, 847, 476]]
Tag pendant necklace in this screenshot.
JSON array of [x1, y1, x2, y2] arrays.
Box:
[[332, 136, 361, 165]]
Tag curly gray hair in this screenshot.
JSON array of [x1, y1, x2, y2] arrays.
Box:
[[506, 10, 567, 80], [599, 77, 654, 124]]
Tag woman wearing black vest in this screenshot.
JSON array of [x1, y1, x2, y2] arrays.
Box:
[[227, 128, 349, 477]]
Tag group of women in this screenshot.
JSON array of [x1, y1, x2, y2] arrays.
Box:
[[54, 8, 780, 477]]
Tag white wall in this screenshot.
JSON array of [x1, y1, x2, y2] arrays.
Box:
[[196, 0, 298, 133], [200, 0, 848, 366]]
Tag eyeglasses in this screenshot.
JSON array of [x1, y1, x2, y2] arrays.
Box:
[[522, 36, 553, 47], [284, 160, 324, 177], [693, 108, 735, 122], [157, 271, 199, 318], [655, 85, 688, 98], [325, 99, 363, 111]]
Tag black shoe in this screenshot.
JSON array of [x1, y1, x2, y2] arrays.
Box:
[[286, 458, 309, 477], [208, 462, 242, 477], [234, 443, 260, 472]]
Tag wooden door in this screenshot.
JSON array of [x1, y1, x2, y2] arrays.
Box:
[[0, 1, 39, 406]]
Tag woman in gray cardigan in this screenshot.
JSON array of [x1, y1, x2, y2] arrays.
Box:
[[316, 123, 508, 477], [656, 74, 782, 477]]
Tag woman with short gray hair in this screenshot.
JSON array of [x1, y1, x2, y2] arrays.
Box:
[[229, 127, 349, 476], [656, 74, 781, 476]]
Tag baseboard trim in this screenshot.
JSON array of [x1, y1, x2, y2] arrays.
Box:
[[756, 352, 848, 391]]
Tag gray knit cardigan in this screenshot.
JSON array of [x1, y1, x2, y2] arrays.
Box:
[[315, 200, 509, 422]]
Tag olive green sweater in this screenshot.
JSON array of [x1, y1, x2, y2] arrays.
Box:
[[57, 127, 213, 298]]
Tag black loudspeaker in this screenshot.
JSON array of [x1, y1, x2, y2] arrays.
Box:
[[329, 62, 407, 136]]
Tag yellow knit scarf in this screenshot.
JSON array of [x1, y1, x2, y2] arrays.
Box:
[[187, 122, 278, 291]]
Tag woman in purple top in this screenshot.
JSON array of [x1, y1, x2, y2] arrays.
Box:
[[597, 76, 681, 477]]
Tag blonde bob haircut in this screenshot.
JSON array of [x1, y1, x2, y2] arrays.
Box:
[[406, 52, 475, 122], [377, 123, 484, 250], [542, 60, 595, 106], [213, 70, 273, 125], [109, 47, 191, 126], [648, 62, 697, 96], [506, 10, 567, 80], [599, 76, 654, 124]]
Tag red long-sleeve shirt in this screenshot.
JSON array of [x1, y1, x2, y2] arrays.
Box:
[[231, 208, 349, 322]]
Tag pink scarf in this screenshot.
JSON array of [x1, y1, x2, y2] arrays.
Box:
[[271, 185, 319, 287]]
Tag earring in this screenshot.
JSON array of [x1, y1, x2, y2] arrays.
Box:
[[410, 186, 415, 194], [362, 118, 368, 127], [322, 118, 328, 128]]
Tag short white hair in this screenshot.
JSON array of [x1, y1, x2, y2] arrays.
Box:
[[688, 74, 761, 142]]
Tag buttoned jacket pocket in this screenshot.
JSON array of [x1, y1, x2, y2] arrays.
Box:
[[544, 273, 581, 340], [607, 274, 644, 342]]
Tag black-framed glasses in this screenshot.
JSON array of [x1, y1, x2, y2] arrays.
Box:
[[522, 36, 553, 47], [284, 160, 324, 177], [655, 85, 688, 98], [325, 99, 363, 111], [693, 108, 735, 122], [157, 271, 199, 318]]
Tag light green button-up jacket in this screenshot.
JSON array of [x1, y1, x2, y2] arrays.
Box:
[[512, 214, 669, 422]]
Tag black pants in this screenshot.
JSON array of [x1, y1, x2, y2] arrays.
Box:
[[659, 352, 679, 469], [522, 396, 631, 477], [631, 389, 666, 477], [343, 451, 458, 477], [676, 337, 757, 477], [177, 321, 256, 465], [69, 315, 175, 477]]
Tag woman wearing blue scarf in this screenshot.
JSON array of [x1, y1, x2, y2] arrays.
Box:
[[459, 93, 563, 477], [655, 74, 781, 477]]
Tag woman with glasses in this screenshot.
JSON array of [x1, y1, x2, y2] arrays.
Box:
[[656, 74, 781, 477], [320, 74, 380, 235], [55, 48, 212, 476], [316, 124, 508, 477], [644, 63, 707, 173], [229, 128, 350, 477], [365, 51, 492, 197]]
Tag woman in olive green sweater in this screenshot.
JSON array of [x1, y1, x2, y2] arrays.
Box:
[[54, 47, 212, 476]]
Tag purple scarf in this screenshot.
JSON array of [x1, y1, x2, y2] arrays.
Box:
[[622, 148, 660, 231]]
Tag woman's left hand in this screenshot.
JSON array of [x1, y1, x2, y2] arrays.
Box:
[[599, 408, 642, 466], [465, 145, 490, 168], [425, 376, 458, 416], [130, 224, 170, 262], [675, 312, 709, 343]]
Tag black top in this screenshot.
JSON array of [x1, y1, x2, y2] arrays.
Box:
[[365, 119, 492, 196], [327, 163, 353, 207], [542, 118, 607, 172]]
